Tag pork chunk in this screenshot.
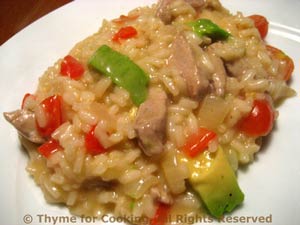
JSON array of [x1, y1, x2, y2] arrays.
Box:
[[156, 0, 205, 24], [185, 0, 205, 9], [3, 110, 45, 144], [156, 0, 173, 24], [169, 35, 209, 99], [134, 88, 167, 156]]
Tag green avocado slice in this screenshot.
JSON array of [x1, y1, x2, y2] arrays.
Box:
[[180, 147, 244, 218]]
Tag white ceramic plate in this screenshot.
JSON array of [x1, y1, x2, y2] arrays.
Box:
[[0, 0, 299, 225]]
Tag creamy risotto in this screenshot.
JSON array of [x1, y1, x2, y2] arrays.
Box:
[[4, 0, 296, 224]]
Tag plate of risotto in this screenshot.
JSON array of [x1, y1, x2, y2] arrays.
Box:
[[0, 0, 300, 225]]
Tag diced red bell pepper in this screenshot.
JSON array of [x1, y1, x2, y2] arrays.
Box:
[[112, 15, 139, 24], [85, 125, 106, 155], [60, 55, 84, 80], [183, 128, 217, 158], [150, 203, 171, 225], [38, 138, 62, 158], [21, 93, 35, 109], [112, 26, 138, 43], [36, 95, 63, 137]]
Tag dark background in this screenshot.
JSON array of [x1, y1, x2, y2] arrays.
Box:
[[0, 0, 72, 45]]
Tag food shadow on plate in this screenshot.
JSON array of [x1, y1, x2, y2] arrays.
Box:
[[238, 124, 276, 173]]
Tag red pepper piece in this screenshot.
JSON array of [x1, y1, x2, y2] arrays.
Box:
[[21, 93, 35, 109], [36, 95, 63, 137], [112, 15, 139, 24], [150, 203, 171, 225], [38, 138, 62, 158], [60, 55, 84, 80], [85, 125, 106, 155], [112, 26, 138, 43], [183, 128, 217, 158]]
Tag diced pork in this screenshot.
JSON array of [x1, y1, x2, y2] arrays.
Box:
[[3, 110, 45, 144], [134, 88, 167, 156], [156, 0, 205, 24], [156, 0, 173, 24], [169, 34, 209, 99], [185, 0, 206, 10]]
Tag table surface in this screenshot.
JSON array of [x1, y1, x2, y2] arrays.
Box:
[[0, 0, 73, 45]]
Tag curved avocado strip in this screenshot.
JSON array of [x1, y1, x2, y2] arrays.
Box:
[[180, 147, 244, 218], [89, 45, 149, 106]]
